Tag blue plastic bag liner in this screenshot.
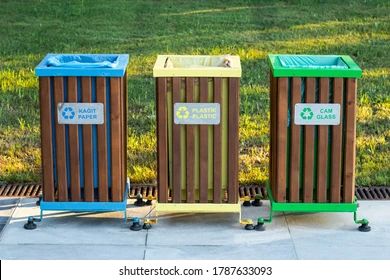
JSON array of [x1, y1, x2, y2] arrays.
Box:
[[35, 54, 129, 77], [47, 55, 119, 68], [278, 55, 348, 69]]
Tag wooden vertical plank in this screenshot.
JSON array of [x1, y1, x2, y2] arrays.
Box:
[[343, 78, 357, 203], [123, 73, 128, 195], [228, 78, 239, 203], [213, 77, 222, 203], [276, 78, 288, 202], [54, 77, 68, 201], [172, 77, 182, 203], [110, 77, 122, 202], [157, 78, 168, 203], [81, 77, 94, 201], [67, 77, 81, 201], [96, 77, 108, 202], [303, 78, 315, 203], [185, 78, 195, 203], [269, 73, 277, 200], [39, 77, 55, 202], [199, 77, 209, 203], [317, 78, 329, 202], [330, 78, 343, 202], [289, 77, 301, 202]]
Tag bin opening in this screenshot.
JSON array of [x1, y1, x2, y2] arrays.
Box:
[[46, 54, 119, 68], [164, 55, 231, 68], [278, 55, 348, 69]]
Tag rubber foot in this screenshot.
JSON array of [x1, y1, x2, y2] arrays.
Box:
[[251, 199, 262, 207], [143, 223, 152, 230], [130, 222, 142, 231], [243, 201, 251, 207], [24, 217, 37, 230], [358, 223, 371, 232], [134, 197, 146, 207], [145, 200, 152, 206], [254, 223, 266, 231], [244, 224, 254, 230]]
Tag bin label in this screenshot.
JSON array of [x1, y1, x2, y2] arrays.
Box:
[[174, 103, 220, 125], [294, 103, 340, 125], [57, 103, 104, 125]]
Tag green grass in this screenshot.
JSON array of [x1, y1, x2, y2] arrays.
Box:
[[0, 0, 389, 186]]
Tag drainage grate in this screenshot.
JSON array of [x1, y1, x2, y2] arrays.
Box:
[[239, 185, 267, 198], [129, 184, 158, 198], [355, 186, 390, 200], [1, 183, 389, 200], [0, 184, 41, 197]]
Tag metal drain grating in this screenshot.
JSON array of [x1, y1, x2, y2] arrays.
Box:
[[239, 185, 267, 198], [355, 186, 390, 200], [0, 183, 389, 200], [129, 184, 158, 198], [0, 183, 41, 197]]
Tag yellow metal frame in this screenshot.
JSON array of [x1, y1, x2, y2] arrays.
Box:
[[153, 55, 242, 77], [155, 202, 241, 213]]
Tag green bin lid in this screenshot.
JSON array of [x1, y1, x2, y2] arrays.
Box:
[[268, 54, 362, 78]]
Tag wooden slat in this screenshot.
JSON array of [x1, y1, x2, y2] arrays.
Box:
[[213, 77, 222, 203], [270, 73, 277, 200], [343, 78, 357, 203], [54, 77, 68, 201], [81, 77, 94, 202], [199, 77, 209, 203], [289, 77, 301, 202], [67, 77, 81, 201], [330, 78, 343, 202], [228, 78, 239, 203], [172, 77, 182, 203], [96, 77, 108, 201], [317, 78, 329, 202], [276, 78, 288, 202], [39, 77, 55, 202], [110, 77, 122, 202], [303, 78, 315, 203], [156, 78, 168, 203], [123, 73, 128, 195], [185, 78, 195, 203]]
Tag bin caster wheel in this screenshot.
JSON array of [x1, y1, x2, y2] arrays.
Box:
[[130, 218, 142, 231], [254, 222, 266, 231], [358, 223, 371, 232], [251, 195, 262, 207], [244, 224, 254, 230], [143, 223, 152, 230], [145, 200, 153, 206], [134, 195, 146, 207], [243, 201, 252, 207], [24, 217, 37, 230]]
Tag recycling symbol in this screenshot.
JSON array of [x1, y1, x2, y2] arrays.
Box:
[[62, 106, 75, 120], [176, 106, 190, 119], [300, 107, 314, 120]]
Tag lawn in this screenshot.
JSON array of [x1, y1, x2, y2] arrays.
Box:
[[0, 0, 389, 186]]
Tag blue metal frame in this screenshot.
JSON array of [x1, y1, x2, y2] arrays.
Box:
[[39, 181, 129, 222]]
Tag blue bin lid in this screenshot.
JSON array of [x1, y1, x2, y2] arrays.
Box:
[[35, 54, 129, 77]]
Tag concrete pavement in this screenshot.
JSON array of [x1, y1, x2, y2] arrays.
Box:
[[0, 198, 389, 260]]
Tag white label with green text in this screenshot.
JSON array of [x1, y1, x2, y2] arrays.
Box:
[[294, 103, 340, 125], [174, 103, 220, 125]]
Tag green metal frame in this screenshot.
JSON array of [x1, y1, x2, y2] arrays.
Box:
[[256, 182, 369, 226], [268, 54, 362, 78]]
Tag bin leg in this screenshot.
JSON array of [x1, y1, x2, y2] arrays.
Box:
[[354, 211, 371, 232], [24, 210, 43, 230]]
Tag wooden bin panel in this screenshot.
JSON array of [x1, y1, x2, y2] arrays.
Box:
[[156, 76, 240, 204], [39, 75, 127, 202], [271, 76, 357, 204]]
